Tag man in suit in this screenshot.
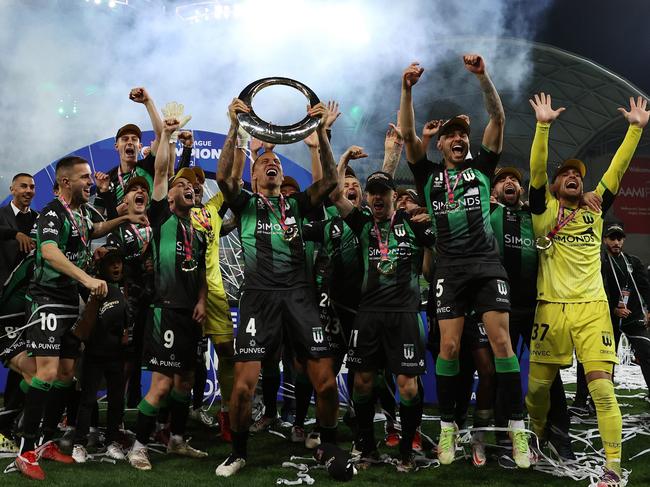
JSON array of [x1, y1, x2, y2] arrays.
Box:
[[0, 173, 37, 446], [0, 173, 37, 284]]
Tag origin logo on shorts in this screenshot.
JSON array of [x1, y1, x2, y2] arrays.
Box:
[[496, 280, 510, 304], [601, 331, 614, 347], [312, 327, 324, 344]]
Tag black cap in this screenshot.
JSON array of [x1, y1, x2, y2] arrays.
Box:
[[397, 187, 418, 201], [493, 166, 524, 185], [313, 443, 355, 482], [94, 245, 122, 264], [344, 166, 358, 179], [551, 158, 586, 182], [365, 171, 396, 193], [604, 222, 626, 238], [281, 175, 300, 192], [124, 175, 151, 195], [115, 123, 142, 141], [438, 116, 471, 139]]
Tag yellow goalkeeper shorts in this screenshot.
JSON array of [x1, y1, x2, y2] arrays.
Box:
[[529, 301, 618, 366]]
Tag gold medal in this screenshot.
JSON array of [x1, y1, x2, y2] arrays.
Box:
[[535, 236, 553, 250], [377, 258, 396, 275]]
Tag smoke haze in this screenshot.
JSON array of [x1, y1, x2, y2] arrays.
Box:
[[0, 0, 552, 195]]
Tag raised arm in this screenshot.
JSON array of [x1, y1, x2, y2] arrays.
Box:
[[528, 92, 566, 209], [305, 103, 337, 206], [599, 97, 648, 197], [330, 146, 367, 218], [176, 131, 194, 170], [217, 99, 250, 202], [420, 119, 443, 158], [381, 113, 404, 176], [152, 118, 180, 201], [399, 62, 426, 164], [303, 130, 322, 182], [129, 87, 163, 155], [463, 55, 505, 154]]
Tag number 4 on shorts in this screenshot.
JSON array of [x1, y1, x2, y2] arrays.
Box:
[[246, 317, 257, 337]]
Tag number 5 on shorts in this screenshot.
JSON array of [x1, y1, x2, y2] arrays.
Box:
[[245, 318, 257, 337], [436, 279, 444, 298]]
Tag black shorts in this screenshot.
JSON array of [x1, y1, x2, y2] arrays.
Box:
[[319, 294, 356, 358], [0, 311, 27, 366], [433, 263, 510, 320], [235, 287, 331, 362], [347, 310, 425, 376], [143, 307, 202, 374], [25, 295, 81, 359]]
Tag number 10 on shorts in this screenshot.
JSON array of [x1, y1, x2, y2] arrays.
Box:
[[40, 312, 57, 331]]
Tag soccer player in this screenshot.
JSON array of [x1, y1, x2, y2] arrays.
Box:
[[127, 118, 208, 471], [490, 166, 575, 462], [525, 93, 648, 487], [330, 167, 435, 472], [214, 99, 339, 477], [15, 156, 146, 480], [94, 87, 163, 218], [400, 55, 530, 467], [185, 133, 243, 442], [0, 254, 36, 452]]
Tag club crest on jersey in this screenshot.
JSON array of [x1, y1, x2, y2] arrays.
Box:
[[403, 344, 415, 360], [497, 280, 508, 296], [312, 327, 324, 343], [583, 214, 595, 224], [394, 224, 406, 237], [462, 170, 476, 182]]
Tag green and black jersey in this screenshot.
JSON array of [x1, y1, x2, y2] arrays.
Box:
[[1, 254, 35, 315], [148, 198, 205, 309], [229, 190, 315, 290], [94, 154, 155, 216], [489, 203, 537, 308], [344, 208, 435, 312], [29, 199, 95, 302], [106, 222, 152, 290], [409, 147, 501, 265], [303, 205, 363, 308]]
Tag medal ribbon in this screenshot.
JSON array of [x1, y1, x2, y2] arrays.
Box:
[[179, 218, 194, 264], [544, 205, 579, 242], [257, 193, 289, 231], [117, 164, 136, 191], [373, 212, 396, 262], [443, 168, 467, 205], [58, 196, 90, 265], [130, 224, 151, 252]]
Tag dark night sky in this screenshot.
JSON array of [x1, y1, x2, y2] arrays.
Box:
[[532, 0, 650, 94]]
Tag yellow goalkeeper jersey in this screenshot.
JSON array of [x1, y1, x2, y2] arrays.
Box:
[[529, 122, 642, 303], [191, 192, 226, 293]]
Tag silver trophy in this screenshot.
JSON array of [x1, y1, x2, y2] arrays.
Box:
[[237, 77, 321, 144]]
